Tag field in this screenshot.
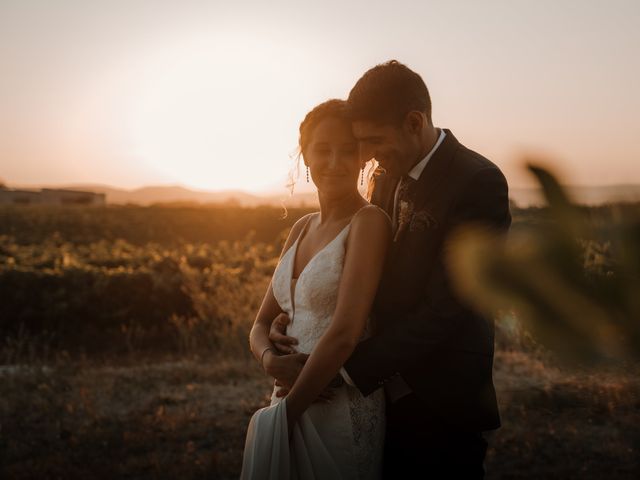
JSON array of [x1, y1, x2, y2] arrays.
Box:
[[1, 204, 639, 479]]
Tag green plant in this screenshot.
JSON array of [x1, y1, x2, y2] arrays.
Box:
[[448, 164, 640, 365]]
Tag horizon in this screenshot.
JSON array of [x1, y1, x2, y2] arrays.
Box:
[[6, 176, 640, 192], [5, 178, 640, 196], [1, 1, 639, 192]]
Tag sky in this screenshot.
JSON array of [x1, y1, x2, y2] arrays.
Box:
[[1, 0, 639, 194]]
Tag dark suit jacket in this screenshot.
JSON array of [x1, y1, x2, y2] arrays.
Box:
[[343, 128, 511, 432]]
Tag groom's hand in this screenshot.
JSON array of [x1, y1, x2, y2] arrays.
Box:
[[269, 313, 299, 354], [263, 351, 308, 390]]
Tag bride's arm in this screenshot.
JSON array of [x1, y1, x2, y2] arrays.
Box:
[[285, 206, 391, 424], [249, 214, 313, 372]]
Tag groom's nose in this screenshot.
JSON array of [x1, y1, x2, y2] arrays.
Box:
[[359, 144, 375, 163]]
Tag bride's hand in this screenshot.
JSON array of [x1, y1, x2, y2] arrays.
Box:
[[263, 351, 309, 389], [274, 382, 336, 404], [269, 313, 299, 354]]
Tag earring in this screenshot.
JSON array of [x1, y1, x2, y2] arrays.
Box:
[[306, 165, 309, 183], [360, 167, 364, 186]]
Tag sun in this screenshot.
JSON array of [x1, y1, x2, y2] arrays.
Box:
[[125, 30, 307, 193]]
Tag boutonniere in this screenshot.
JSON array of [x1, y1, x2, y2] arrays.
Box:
[[394, 204, 438, 242], [394, 199, 414, 242], [409, 209, 438, 232]]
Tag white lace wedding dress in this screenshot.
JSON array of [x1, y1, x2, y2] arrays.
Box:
[[241, 211, 385, 480]]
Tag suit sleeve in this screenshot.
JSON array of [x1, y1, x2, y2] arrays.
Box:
[[343, 166, 512, 396]]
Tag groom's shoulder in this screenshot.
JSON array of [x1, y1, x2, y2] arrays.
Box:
[[451, 138, 508, 187], [454, 141, 502, 175]]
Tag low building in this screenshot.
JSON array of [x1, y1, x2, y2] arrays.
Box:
[[0, 187, 106, 206]]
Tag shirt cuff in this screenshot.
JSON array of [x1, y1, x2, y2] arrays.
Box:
[[339, 366, 356, 387]]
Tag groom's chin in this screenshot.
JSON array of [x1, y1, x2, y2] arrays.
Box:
[[375, 163, 388, 174], [378, 165, 396, 176]]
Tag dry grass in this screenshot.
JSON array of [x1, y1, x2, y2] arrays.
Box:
[[486, 351, 639, 479], [0, 356, 271, 479], [1, 351, 638, 479]]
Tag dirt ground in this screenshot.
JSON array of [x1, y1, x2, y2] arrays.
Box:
[[1, 351, 638, 479]]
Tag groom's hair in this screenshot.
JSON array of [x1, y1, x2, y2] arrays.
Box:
[[347, 60, 432, 126]]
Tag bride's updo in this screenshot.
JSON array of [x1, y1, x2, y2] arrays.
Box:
[[298, 99, 350, 159]]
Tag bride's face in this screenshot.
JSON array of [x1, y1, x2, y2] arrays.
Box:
[[304, 117, 362, 196]]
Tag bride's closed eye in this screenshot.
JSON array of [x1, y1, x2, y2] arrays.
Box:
[[312, 146, 331, 155], [341, 145, 357, 155]]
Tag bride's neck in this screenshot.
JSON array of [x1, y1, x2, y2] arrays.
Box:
[[316, 189, 366, 224]]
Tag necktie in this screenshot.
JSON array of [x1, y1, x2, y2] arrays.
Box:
[[393, 175, 415, 235]]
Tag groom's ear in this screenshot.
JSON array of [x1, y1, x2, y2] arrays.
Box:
[[404, 111, 425, 135]]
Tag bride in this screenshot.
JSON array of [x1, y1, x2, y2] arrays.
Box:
[[241, 99, 392, 479]]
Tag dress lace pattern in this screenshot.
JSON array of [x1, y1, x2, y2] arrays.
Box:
[[270, 208, 386, 480]]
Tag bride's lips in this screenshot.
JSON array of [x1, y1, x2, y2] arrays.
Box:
[[321, 173, 347, 177]]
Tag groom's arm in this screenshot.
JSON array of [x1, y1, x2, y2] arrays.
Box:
[[342, 166, 511, 396]]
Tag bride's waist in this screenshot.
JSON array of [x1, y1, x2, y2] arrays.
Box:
[[286, 315, 331, 352], [286, 316, 372, 354]]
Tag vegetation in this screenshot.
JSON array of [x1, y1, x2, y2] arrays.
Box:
[[0, 204, 310, 246], [449, 166, 640, 365], [0, 205, 313, 361], [0, 201, 638, 478]]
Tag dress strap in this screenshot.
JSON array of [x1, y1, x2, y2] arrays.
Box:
[[296, 213, 317, 245]]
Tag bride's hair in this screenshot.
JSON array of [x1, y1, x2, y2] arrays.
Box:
[[282, 99, 380, 218], [298, 99, 349, 158]]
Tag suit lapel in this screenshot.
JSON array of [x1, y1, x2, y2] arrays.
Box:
[[391, 129, 460, 245]]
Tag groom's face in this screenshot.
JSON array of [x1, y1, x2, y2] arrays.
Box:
[[352, 119, 420, 177]]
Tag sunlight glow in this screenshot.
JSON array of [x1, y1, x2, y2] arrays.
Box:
[[126, 31, 302, 192]]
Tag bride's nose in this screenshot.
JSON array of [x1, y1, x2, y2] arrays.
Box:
[[327, 150, 340, 169]]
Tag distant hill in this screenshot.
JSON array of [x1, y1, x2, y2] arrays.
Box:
[[5, 182, 640, 208], [99, 185, 265, 206], [510, 184, 640, 207], [7, 183, 318, 207]]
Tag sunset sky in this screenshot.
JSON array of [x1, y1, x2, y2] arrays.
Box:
[[1, 0, 639, 194]]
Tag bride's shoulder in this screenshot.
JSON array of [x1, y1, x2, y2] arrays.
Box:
[[352, 204, 392, 232], [345, 205, 392, 253]]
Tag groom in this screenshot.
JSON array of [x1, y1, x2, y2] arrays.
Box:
[[270, 60, 511, 478]]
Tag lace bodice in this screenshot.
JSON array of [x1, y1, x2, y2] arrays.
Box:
[[272, 214, 358, 353]]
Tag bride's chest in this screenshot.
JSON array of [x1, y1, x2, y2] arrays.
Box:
[[272, 241, 346, 321]]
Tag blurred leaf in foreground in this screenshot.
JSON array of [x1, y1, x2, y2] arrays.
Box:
[[447, 163, 640, 365]]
